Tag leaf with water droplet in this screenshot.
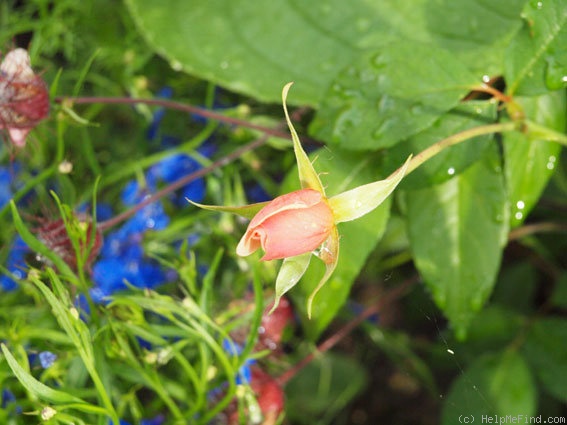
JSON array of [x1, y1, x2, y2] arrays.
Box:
[[503, 92, 564, 228], [382, 100, 497, 190], [505, 0, 567, 95], [311, 41, 478, 150]]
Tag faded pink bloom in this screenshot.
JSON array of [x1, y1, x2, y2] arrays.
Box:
[[0, 48, 49, 147], [236, 188, 334, 261]]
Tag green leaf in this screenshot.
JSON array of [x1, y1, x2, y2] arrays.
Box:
[[285, 353, 367, 424], [441, 350, 536, 424], [1, 343, 87, 405], [522, 317, 567, 402], [311, 40, 479, 150], [282, 148, 391, 339], [406, 145, 509, 338], [272, 253, 312, 314], [550, 273, 567, 309], [505, 0, 567, 95], [124, 0, 358, 105], [504, 92, 565, 227], [384, 100, 497, 190], [422, 0, 527, 77]]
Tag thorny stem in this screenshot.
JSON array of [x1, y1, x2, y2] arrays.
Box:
[[277, 276, 418, 386]]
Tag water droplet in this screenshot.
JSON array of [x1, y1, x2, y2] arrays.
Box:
[[494, 214, 504, 223], [447, 349, 455, 355], [372, 120, 392, 140], [547, 155, 556, 170], [482, 75, 491, 83], [220, 61, 229, 70], [410, 103, 423, 115], [372, 53, 387, 70], [515, 211, 523, 221], [170, 60, 182, 71], [544, 56, 567, 90], [516, 200, 525, 210], [447, 167, 455, 176]]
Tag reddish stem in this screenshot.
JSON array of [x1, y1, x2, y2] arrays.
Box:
[[54, 96, 294, 140], [97, 135, 269, 231], [277, 276, 418, 386]]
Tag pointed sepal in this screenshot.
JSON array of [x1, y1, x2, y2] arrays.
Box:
[[271, 252, 312, 314], [187, 199, 269, 220], [282, 82, 325, 194], [307, 225, 340, 318], [329, 155, 412, 223]]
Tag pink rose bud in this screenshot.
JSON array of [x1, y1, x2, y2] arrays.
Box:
[[0, 48, 49, 147], [236, 188, 334, 261]]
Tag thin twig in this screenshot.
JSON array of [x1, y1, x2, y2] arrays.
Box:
[[98, 135, 269, 231], [55, 96, 294, 140], [509, 222, 567, 241], [277, 276, 418, 386]]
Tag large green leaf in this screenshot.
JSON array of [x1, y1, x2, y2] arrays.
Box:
[[384, 100, 497, 190], [505, 0, 567, 95], [281, 148, 392, 340], [504, 92, 565, 228], [124, 0, 404, 106], [310, 41, 479, 150], [522, 318, 567, 402], [423, 0, 527, 77], [441, 351, 536, 424], [406, 145, 509, 338]]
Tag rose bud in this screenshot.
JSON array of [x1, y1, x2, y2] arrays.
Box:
[[0, 48, 49, 148], [236, 188, 334, 261], [191, 83, 411, 317]]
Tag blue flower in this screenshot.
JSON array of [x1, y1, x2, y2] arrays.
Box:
[[38, 351, 57, 369], [222, 339, 255, 385], [0, 235, 29, 291], [148, 153, 206, 206], [147, 86, 174, 141]]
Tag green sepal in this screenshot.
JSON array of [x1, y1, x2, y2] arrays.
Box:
[[329, 155, 411, 223], [307, 226, 340, 318], [187, 199, 269, 219], [282, 82, 326, 194], [271, 252, 312, 314]]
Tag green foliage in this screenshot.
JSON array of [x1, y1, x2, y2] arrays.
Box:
[[1, 0, 567, 423]]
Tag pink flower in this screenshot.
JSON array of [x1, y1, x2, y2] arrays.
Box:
[[0, 48, 49, 148], [236, 189, 334, 261], [190, 83, 411, 317]]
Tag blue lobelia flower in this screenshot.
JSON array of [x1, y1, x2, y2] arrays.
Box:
[[38, 351, 57, 369], [0, 235, 30, 291], [222, 339, 256, 385]]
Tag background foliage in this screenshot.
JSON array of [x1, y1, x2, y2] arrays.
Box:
[[1, 0, 566, 424]]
